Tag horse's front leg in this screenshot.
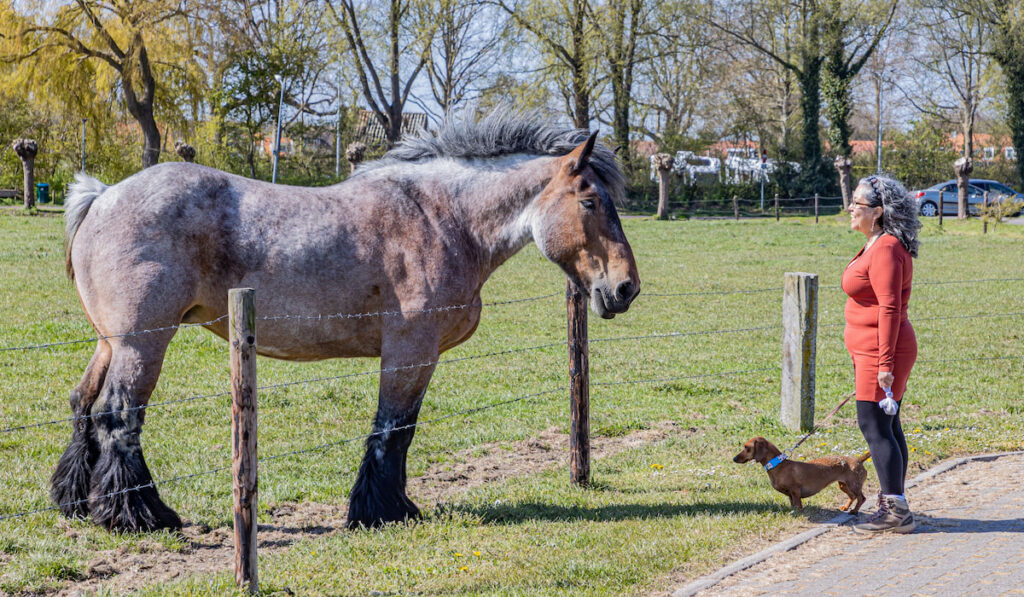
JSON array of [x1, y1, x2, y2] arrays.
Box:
[[346, 338, 438, 529]]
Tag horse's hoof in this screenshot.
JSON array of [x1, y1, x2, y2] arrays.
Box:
[[346, 492, 420, 529]]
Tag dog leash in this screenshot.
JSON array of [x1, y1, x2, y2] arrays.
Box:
[[765, 391, 857, 471]]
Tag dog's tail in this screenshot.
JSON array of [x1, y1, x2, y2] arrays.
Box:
[[856, 450, 871, 464]]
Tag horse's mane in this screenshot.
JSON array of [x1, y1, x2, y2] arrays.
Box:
[[356, 109, 624, 192]]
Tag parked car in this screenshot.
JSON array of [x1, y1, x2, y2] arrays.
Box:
[[912, 179, 1024, 217]]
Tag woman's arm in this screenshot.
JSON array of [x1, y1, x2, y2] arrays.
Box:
[[868, 240, 904, 375]]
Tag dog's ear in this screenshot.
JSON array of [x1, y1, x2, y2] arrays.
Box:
[[751, 437, 768, 461]]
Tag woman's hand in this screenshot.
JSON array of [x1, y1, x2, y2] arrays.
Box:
[[877, 370, 894, 389]]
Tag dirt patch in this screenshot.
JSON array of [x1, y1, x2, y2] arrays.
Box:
[[54, 421, 693, 595]]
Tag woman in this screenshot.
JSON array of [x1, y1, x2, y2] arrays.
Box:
[[842, 175, 921, 534]]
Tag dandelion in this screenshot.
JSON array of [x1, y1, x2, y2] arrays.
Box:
[[910, 447, 916, 452], [458, 566, 469, 572], [454, 552, 464, 558], [914, 428, 922, 433], [473, 551, 481, 557], [817, 442, 827, 447], [650, 463, 664, 470]]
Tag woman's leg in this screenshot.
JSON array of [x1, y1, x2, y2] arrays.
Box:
[[891, 411, 909, 493], [857, 401, 904, 495]]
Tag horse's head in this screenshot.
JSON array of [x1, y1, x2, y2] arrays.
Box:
[[532, 132, 640, 319]]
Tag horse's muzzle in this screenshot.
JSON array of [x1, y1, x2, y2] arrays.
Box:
[[591, 278, 640, 319]]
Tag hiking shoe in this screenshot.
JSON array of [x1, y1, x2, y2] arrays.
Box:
[[853, 494, 916, 534]]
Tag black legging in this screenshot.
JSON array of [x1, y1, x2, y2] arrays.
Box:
[[857, 400, 909, 495]]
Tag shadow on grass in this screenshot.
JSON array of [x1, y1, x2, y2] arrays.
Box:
[[443, 500, 795, 525]]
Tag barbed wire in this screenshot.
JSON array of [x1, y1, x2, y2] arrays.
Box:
[[258, 292, 561, 323], [639, 287, 781, 297], [0, 322, 779, 435], [0, 296, 560, 355], [0, 316, 229, 353], [0, 463, 231, 523]]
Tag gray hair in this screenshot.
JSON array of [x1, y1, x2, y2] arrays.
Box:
[[358, 108, 624, 198], [858, 175, 921, 258]]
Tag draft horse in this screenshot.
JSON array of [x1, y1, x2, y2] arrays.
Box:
[[55, 111, 641, 531]]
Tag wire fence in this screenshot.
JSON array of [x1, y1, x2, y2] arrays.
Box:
[[1, 275, 1021, 527]]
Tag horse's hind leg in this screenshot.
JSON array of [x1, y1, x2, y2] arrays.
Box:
[[51, 341, 111, 518], [347, 344, 438, 529], [87, 333, 182, 531]]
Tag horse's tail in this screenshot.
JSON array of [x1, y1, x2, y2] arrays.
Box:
[[64, 173, 109, 280]]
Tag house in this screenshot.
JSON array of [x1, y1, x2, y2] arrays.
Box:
[[355, 110, 428, 146], [948, 132, 1016, 162]]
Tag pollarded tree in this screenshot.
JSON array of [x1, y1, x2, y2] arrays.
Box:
[[1, 1, 203, 169]]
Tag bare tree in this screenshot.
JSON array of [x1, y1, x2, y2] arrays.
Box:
[[420, 0, 505, 115], [493, 0, 596, 128], [902, 0, 996, 218], [327, 0, 436, 146]]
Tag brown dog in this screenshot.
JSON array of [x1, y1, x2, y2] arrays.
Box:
[[733, 436, 870, 513]]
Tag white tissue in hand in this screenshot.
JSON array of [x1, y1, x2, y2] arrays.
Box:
[[879, 396, 898, 415]]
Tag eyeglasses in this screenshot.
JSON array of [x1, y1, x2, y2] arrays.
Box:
[[850, 202, 875, 209]]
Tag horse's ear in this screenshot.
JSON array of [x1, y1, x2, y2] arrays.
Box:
[[569, 131, 599, 175]]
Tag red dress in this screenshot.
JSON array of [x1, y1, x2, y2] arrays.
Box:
[[842, 234, 917, 403]]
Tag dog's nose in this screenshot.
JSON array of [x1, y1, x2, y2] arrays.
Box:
[[732, 455, 741, 463]]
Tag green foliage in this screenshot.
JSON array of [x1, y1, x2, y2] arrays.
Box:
[[881, 120, 959, 189]]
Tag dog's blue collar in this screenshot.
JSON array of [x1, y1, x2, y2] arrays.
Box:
[[764, 453, 788, 471]]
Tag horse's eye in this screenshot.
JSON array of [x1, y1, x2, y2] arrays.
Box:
[[580, 199, 595, 211]]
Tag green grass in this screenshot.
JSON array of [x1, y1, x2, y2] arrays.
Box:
[[1, 211, 1023, 595]]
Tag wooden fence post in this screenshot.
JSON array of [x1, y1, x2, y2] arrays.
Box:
[[229, 288, 258, 594], [938, 190, 944, 227], [733, 195, 739, 220], [774, 194, 780, 222], [566, 279, 590, 487], [781, 273, 818, 432], [814, 193, 819, 224], [983, 190, 989, 234]]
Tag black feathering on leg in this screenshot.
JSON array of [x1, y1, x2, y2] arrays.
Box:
[[88, 441, 182, 532], [50, 420, 98, 518], [346, 414, 421, 529]]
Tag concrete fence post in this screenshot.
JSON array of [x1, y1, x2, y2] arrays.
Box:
[[781, 272, 818, 431]]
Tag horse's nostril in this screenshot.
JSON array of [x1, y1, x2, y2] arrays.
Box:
[[616, 280, 635, 301]]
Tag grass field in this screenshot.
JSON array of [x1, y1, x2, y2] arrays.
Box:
[[1, 209, 1022, 595]]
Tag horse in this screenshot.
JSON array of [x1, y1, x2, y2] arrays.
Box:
[[55, 111, 641, 532]]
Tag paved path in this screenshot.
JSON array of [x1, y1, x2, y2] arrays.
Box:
[[675, 452, 1024, 596]]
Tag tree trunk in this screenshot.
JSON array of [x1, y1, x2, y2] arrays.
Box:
[[954, 156, 973, 220], [12, 139, 37, 210], [653, 153, 673, 220], [834, 156, 852, 209], [122, 44, 161, 168], [797, 53, 826, 193]]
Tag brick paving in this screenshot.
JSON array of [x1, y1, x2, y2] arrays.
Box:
[[686, 452, 1024, 596]]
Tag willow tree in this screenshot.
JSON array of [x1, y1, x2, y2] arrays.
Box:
[[1, 1, 202, 169]]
